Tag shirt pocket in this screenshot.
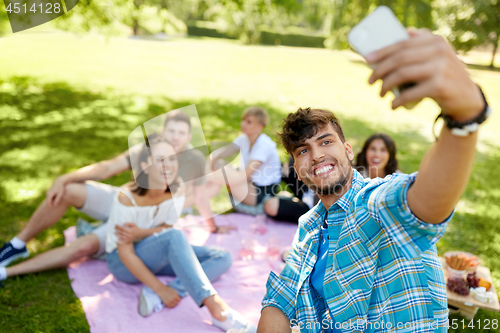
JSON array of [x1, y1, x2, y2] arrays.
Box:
[[334, 235, 377, 292]]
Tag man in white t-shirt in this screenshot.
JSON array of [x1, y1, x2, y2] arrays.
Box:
[[206, 107, 282, 207]]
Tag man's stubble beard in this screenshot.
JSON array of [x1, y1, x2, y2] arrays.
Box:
[[300, 157, 352, 196]]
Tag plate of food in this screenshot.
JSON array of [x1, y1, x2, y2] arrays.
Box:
[[444, 251, 480, 274]]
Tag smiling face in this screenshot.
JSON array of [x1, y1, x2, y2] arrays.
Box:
[[162, 120, 192, 153], [366, 138, 390, 174], [292, 124, 354, 198], [241, 115, 263, 136], [140, 141, 178, 189]]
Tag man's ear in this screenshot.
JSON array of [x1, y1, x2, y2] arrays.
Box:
[[140, 161, 149, 175], [293, 163, 301, 181], [344, 142, 355, 161]]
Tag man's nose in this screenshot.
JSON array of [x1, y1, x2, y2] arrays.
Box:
[[311, 146, 325, 162]]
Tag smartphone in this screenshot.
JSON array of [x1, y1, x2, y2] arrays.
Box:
[[348, 6, 417, 108]]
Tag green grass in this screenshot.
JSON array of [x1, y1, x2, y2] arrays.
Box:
[[0, 32, 500, 332]]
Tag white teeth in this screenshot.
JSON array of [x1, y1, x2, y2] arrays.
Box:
[[315, 165, 333, 175]]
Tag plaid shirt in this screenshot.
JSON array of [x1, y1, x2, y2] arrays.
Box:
[[262, 170, 450, 333]]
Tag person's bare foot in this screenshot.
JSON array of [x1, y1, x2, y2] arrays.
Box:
[[156, 285, 181, 308]]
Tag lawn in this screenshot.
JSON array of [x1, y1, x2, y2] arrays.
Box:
[[1, 31, 500, 332]]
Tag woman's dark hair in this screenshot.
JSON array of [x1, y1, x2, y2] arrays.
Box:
[[355, 133, 398, 177], [132, 134, 180, 196]]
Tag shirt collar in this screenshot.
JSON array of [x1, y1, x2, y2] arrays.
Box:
[[317, 168, 366, 214]]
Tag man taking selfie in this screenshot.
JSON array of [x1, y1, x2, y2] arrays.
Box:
[[257, 29, 491, 332]]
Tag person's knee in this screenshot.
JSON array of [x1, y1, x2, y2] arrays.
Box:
[[264, 197, 279, 217], [159, 228, 187, 245], [63, 183, 87, 208], [70, 236, 99, 259]]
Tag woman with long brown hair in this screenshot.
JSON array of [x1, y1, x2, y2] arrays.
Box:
[[355, 133, 400, 179], [104, 134, 256, 332]]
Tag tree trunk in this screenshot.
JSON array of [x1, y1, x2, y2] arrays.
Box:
[[132, 0, 142, 36], [491, 40, 498, 68], [133, 20, 139, 36]]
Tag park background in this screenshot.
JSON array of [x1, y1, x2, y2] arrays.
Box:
[[0, 0, 499, 332]]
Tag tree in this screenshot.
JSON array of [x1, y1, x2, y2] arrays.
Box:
[[300, 0, 434, 50], [205, 0, 301, 43], [441, 0, 500, 67], [51, 0, 186, 37], [0, 0, 12, 34]]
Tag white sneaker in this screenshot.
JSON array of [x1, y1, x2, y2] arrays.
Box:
[[211, 309, 257, 333], [138, 286, 164, 317]]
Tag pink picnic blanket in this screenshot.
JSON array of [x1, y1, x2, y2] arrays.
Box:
[[64, 213, 297, 333]]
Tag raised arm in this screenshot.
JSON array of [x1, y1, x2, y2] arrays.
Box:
[[368, 30, 485, 224], [47, 151, 130, 207]]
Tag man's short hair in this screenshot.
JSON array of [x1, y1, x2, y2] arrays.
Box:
[[164, 110, 191, 130], [278, 107, 346, 156], [242, 106, 269, 127]]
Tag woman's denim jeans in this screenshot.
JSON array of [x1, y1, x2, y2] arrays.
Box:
[[106, 228, 232, 306]]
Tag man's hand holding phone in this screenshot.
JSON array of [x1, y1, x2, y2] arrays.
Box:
[[367, 29, 484, 121]]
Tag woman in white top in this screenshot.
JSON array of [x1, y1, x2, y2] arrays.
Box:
[[354, 133, 402, 178], [105, 134, 256, 332]]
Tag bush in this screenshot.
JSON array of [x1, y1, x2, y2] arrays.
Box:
[[260, 29, 325, 48], [186, 21, 233, 39], [186, 21, 326, 49]]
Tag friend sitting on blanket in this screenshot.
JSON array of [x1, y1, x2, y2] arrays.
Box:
[[0, 108, 233, 273], [103, 134, 256, 332], [204, 107, 282, 215]]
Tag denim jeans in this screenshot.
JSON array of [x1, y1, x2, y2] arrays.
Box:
[[106, 228, 232, 306]]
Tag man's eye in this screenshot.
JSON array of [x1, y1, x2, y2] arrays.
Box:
[[298, 149, 307, 155], [322, 140, 330, 145]]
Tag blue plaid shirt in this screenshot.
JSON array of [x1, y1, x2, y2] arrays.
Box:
[[262, 170, 450, 333]]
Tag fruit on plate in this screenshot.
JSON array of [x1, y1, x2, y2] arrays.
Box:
[[447, 277, 469, 296], [467, 272, 480, 288]]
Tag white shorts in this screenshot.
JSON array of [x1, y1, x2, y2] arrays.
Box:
[[76, 181, 120, 256]]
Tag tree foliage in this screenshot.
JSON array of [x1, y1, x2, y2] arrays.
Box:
[[0, 0, 12, 35], [439, 0, 500, 67], [298, 0, 434, 49], [2, 0, 499, 66], [52, 0, 186, 37]]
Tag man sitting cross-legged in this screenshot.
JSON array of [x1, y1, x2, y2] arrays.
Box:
[[258, 29, 490, 332]]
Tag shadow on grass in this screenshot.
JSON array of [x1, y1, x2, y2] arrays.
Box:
[[0, 75, 499, 332], [465, 63, 500, 73]]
